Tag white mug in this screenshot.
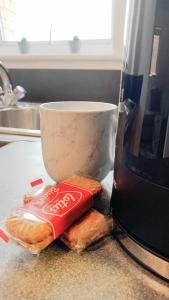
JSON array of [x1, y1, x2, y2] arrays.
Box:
[[40, 101, 117, 182]]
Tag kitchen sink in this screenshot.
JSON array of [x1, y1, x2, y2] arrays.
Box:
[[0, 106, 40, 130]]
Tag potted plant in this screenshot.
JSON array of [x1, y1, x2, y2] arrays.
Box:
[[69, 36, 81, 53], [18, 37, 30, 54]]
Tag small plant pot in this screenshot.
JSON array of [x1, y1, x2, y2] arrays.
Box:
[[69, 39, 81, 53], [18, 42, 30, 54]]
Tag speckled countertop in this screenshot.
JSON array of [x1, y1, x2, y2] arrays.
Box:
[[0, 142, 168, 300]]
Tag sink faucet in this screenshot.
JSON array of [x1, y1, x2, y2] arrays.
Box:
[[0, 62, 26, 106]]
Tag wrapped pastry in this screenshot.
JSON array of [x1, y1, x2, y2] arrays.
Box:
[[2, 176, 102, 254], [60, 209, 113, 252]]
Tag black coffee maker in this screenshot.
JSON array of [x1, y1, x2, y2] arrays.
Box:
[[112, 0, 169, 281]]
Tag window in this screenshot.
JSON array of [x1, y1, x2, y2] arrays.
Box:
[[0, 0, 126, 69], [1, 0, 112, 41]]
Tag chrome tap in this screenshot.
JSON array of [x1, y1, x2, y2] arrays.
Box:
[[0, 62, 26, 106]]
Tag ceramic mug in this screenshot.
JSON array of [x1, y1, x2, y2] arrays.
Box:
[[40, 101, 118, 181]]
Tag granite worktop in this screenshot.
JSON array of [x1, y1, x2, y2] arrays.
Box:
[[0, 141, 168, 300]]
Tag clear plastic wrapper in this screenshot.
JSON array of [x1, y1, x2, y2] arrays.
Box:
[[0, 176, 102, 254], [60, 208, 113, 252]]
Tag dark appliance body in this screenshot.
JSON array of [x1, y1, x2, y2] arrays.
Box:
[[112, 0, 169, 280]]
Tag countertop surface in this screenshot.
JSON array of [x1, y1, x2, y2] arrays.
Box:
[[0, 142, 168, 300]]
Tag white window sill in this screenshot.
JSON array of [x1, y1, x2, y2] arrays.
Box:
[[0, 54, 122, 70]]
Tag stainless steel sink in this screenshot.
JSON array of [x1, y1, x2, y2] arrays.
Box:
[[0, 106, 40, 130]]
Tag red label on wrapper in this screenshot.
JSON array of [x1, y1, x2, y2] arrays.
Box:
[[30, 178, 43, 188], [0, 229, 9, 243], [21, 183, 93, 239]]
